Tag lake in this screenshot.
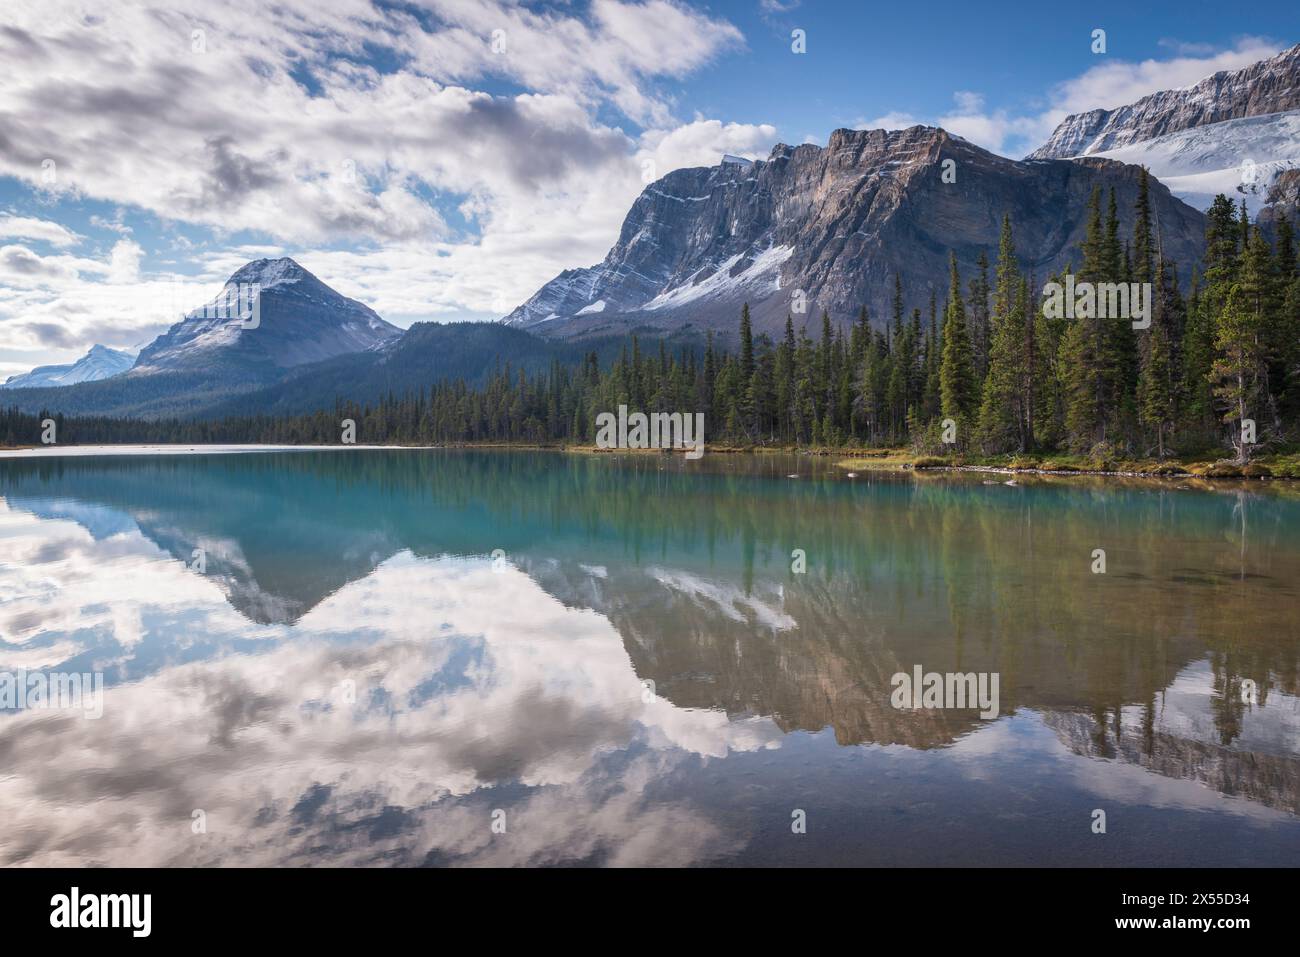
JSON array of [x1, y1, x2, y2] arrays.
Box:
[[1, 448, 1298, 866]]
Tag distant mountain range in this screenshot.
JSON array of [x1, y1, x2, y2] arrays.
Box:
[[1, 344, 135, 390], [6, 41, 1297, 421], [1030, 43, 1300, 221], [0, 258, 637, 420], [1030, 44, 1300, 160]]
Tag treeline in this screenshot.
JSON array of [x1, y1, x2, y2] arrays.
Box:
[[963, 179, 1299, 462], [3, 180, 1297, 459]]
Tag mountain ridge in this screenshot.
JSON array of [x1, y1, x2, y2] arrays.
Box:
[[503, 125, 1206, 341], [1029, 43, 1300, 160]]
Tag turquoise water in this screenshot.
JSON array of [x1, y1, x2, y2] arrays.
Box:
[[1, 449, 1298, 866]]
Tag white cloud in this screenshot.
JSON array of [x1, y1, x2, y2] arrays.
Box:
[[107, 239, 143, 284], [0, 0, 769, 363], [0, 2, 744, 245], [0, 215, 84, 248], [88, 215, 133, 236], [1047, 36, 1281, 116], [639, 118, 778, 180]]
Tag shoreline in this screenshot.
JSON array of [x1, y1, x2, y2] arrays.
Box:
[[1, 441, 1295, 482]]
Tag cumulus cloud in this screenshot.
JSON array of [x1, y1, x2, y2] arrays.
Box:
[[1046, 36, 1281, 117], [0, 242, 224, 351], [0, 0, 771, 359], [0, 0, 743, 242], [640, 117, 778, 174], [107, 239, 143, 284], [0, 215, 83, 248]]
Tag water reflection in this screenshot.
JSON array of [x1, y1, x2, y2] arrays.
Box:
[[1, 450, 1298, 865]]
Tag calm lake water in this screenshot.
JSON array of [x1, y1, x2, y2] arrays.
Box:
[[1, 448, 1298, 866]]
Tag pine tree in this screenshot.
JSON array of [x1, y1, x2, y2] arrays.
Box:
[[1211, 283, 1265, 462], [1061, 187, 1109, 451], [1275, 214, 1296, 280], [775, 314, 796, 441], [969, 251, 991, 387], [1106, 187, 1139, 443], [1132, 167, 1154, 286], [1238, 226, 1283, 435], [939, 252, 977, 439], [739, 303, 755, 383], [923, 290, 941, 420], [1138, 258, 1178, 458], [977, 215, 1030, 451]]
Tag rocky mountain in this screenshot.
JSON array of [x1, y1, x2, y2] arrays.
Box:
[[132, 258, 400, 376], [1, 344, 135, 389], [1078, 110, 1300, 212], [504, 125, 1206, 340], [1260, 168, 1300, 233], [1028, 43, 1300, 221], [1029, 43, 1300, 160], [1, 258, 404, 418]]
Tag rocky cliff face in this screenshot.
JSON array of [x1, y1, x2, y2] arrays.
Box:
[[1029, 43, 1300, 159], [1259, 168, 1300, 235], [505, 126, 1205, 340]]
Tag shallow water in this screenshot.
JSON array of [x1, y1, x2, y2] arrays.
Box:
[[0, 449, 1297, 866]]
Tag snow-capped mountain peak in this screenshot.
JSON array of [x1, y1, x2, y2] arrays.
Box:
[[132, 258, 401, 375], [227, 257, 311, 292], [1, 344, 136, 390], [1027, 42, 1300, 218], [1029, 43, 1300, 161]]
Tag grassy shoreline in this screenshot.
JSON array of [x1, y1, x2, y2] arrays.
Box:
[[831, 450, 1300, 479], [572, 443, 1300, 479], [5, 441, 1297, 480]]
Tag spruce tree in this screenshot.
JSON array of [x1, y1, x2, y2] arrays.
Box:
[[1139, 258, 1178, 458], [739, 303, 755, 383], [1132, 167, 1154, 286], [939, 252, 977, 439], [1211, 283, 1264, 462], [978, 215, 1029, 451]]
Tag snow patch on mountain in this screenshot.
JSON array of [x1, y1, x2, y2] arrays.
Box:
[[1029, 43, 1300, 161], [1091, 110, 1300, 210], [643, 245, 794, 312]]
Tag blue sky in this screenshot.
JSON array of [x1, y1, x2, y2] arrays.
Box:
[[0, 0, 1296, 379], [695, 1, 1299, 146]]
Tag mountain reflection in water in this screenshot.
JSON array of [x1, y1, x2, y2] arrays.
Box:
[[1, 449, 1297, 866]]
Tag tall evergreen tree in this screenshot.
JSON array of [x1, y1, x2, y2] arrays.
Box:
[[978, 215, 1030, 451], [1138, 258, 1179, 457], [1211, 283, 1265, 462], [939, 252, 977, 439]]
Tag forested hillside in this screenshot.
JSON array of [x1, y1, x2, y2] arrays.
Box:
[[5, 185, 1296, 467]]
